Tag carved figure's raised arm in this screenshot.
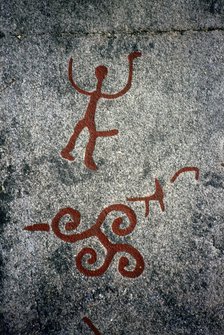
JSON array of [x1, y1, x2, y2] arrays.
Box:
[[101, 51, 141, 99], [68, 58, 92, 96]]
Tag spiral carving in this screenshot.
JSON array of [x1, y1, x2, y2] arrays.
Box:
[[76, 247, 114, 277], [112, 244, 145, 278], [96, 204, 137, 236], [50, 204, 144, 278]]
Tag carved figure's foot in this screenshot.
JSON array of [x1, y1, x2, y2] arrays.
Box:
[[60, 149, 75, 161], [84, 159, 98, 171], [96, 129, 119, 137]]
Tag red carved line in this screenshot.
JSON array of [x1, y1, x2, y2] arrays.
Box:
[[127, 178, 165, 217], [82, 316, 102, 335], [170, 167, 200, 183], [51, 205, 144, 278], [51, 207, 91, 243], [24, 205, 145, 278], [23, 223, 50, 232], [76, 242, 144, 278]]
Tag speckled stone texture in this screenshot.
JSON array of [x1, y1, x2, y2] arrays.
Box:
[[0, 1, 224, 334]]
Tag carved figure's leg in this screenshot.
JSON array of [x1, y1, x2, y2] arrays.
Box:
[[61, 120, 85, 161], [84, 132, 98, 170]]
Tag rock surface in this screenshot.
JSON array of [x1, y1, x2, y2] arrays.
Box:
[[0, 1, 224, 334]]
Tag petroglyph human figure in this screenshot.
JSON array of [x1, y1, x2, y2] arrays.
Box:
[[60, 51, 142, 170]]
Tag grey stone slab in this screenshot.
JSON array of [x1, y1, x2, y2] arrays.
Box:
[[0, 0, 224, 38], [1, 20, 224, 335]]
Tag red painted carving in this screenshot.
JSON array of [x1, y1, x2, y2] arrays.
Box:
[[23, 223, 50, 232], [170, 167, 200, 183], [127, 178, 165, 217], [24, 204, 144, 278], [60, 51, 142, 170], [82, 316, 102, 335], [23, 166, 200, 277]]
